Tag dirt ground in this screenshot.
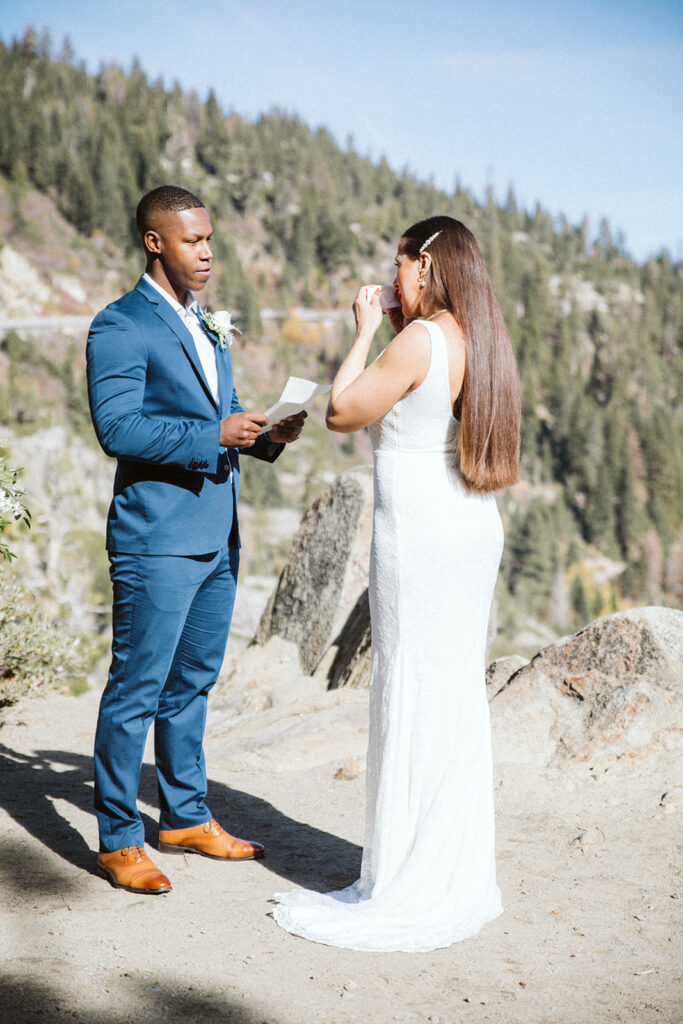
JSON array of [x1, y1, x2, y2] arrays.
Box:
[[0, 687, 681, 1024]]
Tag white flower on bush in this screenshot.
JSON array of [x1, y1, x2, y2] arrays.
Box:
[[198, 308, 241, 349], [0, 443, 30, 561], [0, 491, 24, 520]]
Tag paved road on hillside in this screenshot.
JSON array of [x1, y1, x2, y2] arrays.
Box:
[[0, 307, 352, 334]]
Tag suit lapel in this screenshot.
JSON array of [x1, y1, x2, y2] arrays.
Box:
[[216, 345, 234, 417], [135, 277, 218, 410]]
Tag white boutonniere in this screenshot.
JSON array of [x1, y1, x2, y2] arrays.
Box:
[[198, 308, 241, 350]]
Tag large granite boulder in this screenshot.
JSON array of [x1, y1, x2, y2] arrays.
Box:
[[490, 606, 683, 766], [255, 466, 373, 675], [252, 464, 501, 692]]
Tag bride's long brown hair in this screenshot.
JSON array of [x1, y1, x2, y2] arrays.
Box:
[[400, 215, 520, 492]]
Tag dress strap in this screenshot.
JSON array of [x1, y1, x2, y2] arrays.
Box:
[[417, 319, 453, 414]]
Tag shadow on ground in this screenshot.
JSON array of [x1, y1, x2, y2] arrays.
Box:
[[0, 744, 361, 892], [0, 971, 276, 1024]]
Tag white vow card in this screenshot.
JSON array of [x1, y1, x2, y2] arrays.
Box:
[[258, 376, 331, 434]]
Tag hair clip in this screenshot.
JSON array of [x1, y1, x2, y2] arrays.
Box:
[[418, 230, 443, 253]]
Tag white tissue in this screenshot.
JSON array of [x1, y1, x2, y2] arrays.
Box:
[[364, 284, 400, 311]]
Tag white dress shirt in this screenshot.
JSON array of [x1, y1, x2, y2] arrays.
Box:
[[143, 273, 219, 403]]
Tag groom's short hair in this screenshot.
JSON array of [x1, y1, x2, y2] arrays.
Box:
[[136, 186, 205, 238]]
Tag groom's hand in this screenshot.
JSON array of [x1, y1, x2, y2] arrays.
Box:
[[266, 411, 307, 444], [220, 411, 268, 448]]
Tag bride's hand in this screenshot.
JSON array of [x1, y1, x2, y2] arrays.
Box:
[[353, 286, 383, 337], [387, 306, 407, 335]]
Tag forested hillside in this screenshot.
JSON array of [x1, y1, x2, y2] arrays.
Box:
[[0, 28, 681, 646]]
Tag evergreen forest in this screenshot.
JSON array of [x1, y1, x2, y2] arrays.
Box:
[[0, 29, 681, 647]]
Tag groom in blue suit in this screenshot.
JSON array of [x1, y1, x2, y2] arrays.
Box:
[[87, 185, 305, 894]]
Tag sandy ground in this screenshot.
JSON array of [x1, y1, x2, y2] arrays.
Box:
[[0, 687, 681, 1024]]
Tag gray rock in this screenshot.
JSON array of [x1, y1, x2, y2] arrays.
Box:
[[255, 466, 372, 675], [491, 607, 683, 767], [206, 688, 369, 773], [326, 588, 372, 690], [532, 606, 682, 691], [215, 636, 310, 716], [229, 574, 278, 647], [485, 655, 529, 700]]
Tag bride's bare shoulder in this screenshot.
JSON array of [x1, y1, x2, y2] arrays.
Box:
[[376, 320, 432, 392], [381, 319, 431, 361]]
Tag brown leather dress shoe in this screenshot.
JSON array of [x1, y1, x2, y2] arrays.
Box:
[[158, 819, 265, 860], [97, 845, 172, 894]]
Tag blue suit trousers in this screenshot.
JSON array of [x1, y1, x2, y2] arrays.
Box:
[[94, 543, 239, 851]]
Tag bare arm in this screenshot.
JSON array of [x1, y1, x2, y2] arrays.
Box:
[[326, 289, 431, 433]]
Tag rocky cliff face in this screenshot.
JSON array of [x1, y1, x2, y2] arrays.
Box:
[[213, 470, 683, 776], [5, 425, 114, 634]]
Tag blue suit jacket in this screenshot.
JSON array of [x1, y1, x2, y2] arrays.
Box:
[[86, 276, 281, 555]]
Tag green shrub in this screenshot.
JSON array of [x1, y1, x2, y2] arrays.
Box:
[[0, 574, 85, 707], [0, 443, 85, 706]]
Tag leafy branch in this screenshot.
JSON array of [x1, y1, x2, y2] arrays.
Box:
[[0, 442, 31, 562]]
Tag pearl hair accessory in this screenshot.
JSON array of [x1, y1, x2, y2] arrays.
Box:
[[418, 230, 443, 253]]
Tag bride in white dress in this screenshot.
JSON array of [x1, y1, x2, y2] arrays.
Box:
[[273, 216, 520, 952]]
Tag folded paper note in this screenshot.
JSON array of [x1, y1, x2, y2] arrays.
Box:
[[259, 376, 331, 434]]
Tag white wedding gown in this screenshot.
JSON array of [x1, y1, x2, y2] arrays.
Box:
[[273, 321, 504, 951]]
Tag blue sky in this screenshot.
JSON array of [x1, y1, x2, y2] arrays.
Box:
[[3, 0, 682, 261]]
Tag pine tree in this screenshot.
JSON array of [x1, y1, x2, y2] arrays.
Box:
[[570, 574, 590, 628]]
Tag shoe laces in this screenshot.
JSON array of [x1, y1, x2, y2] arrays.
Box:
[[204, 819, 224, 836], [121, 845, 145, 861]]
